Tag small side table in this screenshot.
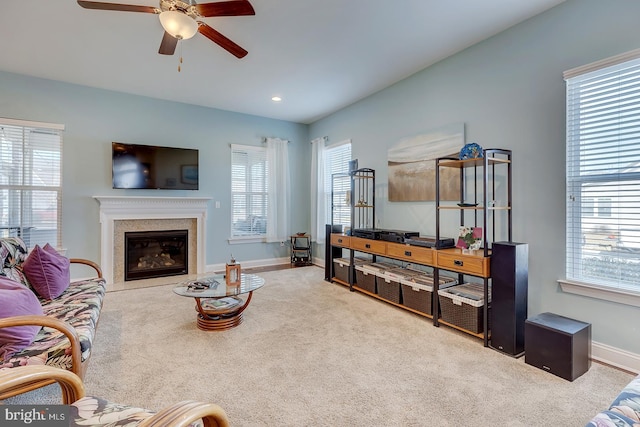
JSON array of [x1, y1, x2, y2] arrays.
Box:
[[524, 312, 591, 381], [290, 234, 312, 266]]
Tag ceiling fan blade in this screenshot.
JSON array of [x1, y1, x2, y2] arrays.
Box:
[[158, 32, 178, 55], [77, 1, 158, 14], [198, 23, 248, 58], [195, 1, 255, 17]]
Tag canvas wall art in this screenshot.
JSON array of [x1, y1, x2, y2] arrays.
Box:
[[388, 123, 465, 202]]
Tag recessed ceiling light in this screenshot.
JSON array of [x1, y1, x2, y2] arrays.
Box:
[[271, 96, 282, 102]]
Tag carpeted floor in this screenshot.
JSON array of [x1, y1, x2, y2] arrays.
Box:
[[5, 266, 635, 426]]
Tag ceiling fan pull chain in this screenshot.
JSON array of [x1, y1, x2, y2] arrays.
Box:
[[178, 40, 183, 72]]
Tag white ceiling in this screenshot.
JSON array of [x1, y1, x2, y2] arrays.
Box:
[[0, 0, 565, 124]]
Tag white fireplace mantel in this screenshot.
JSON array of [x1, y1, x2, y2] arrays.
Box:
[[94, 196, 210, 284]]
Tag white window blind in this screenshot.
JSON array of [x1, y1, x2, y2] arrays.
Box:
[[231, 144, 268, 238], [565, 54, 640, 292], [0, 118, 63, 249], [324, 141, 352, 227]]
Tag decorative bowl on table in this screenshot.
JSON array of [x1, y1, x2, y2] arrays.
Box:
[[296, 232, 306, 236]]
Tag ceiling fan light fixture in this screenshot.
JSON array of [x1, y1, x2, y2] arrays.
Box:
[[159, 10, 198, 40]]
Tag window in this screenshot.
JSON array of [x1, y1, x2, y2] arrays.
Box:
[[231, 144, 268, 238], [0, 118, 63, 249], [597, 198, 612, 217], [565, 51, 640, 294], [583, 198, 595, 217], [324, 141, 352, 227]]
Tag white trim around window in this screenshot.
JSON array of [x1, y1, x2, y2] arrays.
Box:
[[229, 143, 268, 242], [563, 49, 640, 302], [558, 279, 640, 308]]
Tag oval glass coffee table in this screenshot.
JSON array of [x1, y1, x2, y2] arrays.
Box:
[[173, 273, 265, 331]]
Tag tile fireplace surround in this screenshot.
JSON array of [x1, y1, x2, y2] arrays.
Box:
[[94, 196, 210, 288]]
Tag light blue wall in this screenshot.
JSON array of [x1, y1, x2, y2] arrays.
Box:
[[310, 0, 640, 354], [0, 71, 310, 269], [3, 0, 640, 355]]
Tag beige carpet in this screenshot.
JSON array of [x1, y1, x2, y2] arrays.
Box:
[[6, 266, 636, 426]]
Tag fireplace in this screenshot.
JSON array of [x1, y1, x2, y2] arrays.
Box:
[[94, 196, 210, 286], [124, 230, 188, 281]]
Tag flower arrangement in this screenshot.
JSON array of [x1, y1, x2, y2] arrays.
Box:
[[457, 226, 482, 250]]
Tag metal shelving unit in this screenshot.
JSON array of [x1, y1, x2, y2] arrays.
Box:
[[434, 148, 512, 346], [291, 234, 312, 266], [326, 168, 375, 285], [350, 168, 375, 231]]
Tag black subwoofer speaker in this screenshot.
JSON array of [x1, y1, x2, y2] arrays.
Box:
[[490, 241, 528, 357], [524, 312, 591, 381]]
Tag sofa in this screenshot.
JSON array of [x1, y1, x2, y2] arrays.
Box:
[[587, 374, 640, 426], [0, 237, 106, 398]]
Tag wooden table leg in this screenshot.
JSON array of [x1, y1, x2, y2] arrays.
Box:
[[193, 291, 254, 331]]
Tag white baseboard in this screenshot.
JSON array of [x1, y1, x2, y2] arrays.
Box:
[[592, 340, 640, 374], [205, 257, 291, 273], [207, 256, 325, 273]]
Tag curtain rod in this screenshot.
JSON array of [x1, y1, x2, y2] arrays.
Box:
[[309, 136, 328, 144], [261, 137, 291, 143]]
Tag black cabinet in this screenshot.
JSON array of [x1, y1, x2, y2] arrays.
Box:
[[490, 241, 528, 357]]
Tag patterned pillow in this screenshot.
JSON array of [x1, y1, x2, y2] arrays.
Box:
[[0, 237, 30, 287]]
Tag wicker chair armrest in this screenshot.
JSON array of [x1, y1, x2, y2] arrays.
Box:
[[0, 314, 82, 376], [139, 400, 230, 427], [69, 258, 103, 278], [0, 365, 85, 404]]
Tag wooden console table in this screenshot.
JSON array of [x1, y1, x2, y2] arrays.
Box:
[[329, 233, 491, 344]]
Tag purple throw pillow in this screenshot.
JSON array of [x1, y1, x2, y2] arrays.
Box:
[[0, 276, 43, 361], [22, 244, 70, 300], [42, 243, 60, 256]]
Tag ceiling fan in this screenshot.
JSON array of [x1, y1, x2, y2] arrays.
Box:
[[77, 0, 255, 58]]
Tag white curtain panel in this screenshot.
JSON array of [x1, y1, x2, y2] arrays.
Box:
[[310, 137, 326, 244], [265, 137, 290, 242]]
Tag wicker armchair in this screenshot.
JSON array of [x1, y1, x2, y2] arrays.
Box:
[[0, 366, 230, 427]]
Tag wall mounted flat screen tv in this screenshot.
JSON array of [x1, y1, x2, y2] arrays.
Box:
[[112, 142, 199, 190]]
